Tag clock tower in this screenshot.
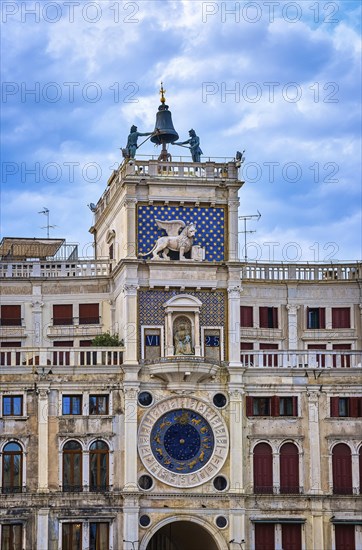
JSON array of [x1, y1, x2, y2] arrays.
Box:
[[90, 88, 244, 549]]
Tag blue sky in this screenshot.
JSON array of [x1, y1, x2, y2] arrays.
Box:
[[1, 0, 361, 261]]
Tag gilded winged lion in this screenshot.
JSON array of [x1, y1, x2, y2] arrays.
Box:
[[139, 219, 196, 260]]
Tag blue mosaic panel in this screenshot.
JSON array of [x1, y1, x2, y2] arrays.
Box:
[[139, 290, 226, 327], [138, 289, 226, 357], [137, 205, 225, 262]]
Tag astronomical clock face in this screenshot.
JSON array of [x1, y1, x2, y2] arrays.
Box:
[[138, 397, 228, 488]]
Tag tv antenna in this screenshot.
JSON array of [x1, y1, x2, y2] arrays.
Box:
[[38, 207, 57, 238], [238, 210, 261, 262]]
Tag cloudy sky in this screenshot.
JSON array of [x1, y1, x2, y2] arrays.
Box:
[[1, 0, 361, 261]]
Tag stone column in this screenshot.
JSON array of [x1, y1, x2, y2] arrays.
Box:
[[228, 192, 240, 262], [37, 385, 50, 492], [286, 304, 299, 349], [123, 284, 139, 365], [36, 508, 49, 550], [228, 286, 242, 367], [123, 382, 139, 492], [30, 297, 44, 346], [229, 503, 245, 548], [123, 495, 140, 550], [311, 507, 324, 550], [307, 390, 322, 494], [125, 198, 137, 259], [228, 388, 244, 492]]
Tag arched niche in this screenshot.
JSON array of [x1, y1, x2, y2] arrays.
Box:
[[163, 295, 202, 357]]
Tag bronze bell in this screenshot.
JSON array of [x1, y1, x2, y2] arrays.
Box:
[[151, 103, 179, 146], [151, 84, 179, 161]]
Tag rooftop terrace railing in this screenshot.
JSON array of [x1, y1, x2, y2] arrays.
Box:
[[241, 262, 361, 281], [0, 259, 110, 278]]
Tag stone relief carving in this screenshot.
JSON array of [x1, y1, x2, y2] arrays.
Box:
[[139, 219, 196, 261]]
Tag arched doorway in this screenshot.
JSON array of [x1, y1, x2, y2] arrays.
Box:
[[145, 520, 221, 550]]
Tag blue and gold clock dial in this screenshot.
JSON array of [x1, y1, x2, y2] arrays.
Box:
[[150, 409, 214, 473]]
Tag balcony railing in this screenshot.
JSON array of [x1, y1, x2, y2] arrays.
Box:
[[242, 262, 361, 281], [241, 350, 361, 369], [0, 347, 124, 368], [0, 259, 110, 278]]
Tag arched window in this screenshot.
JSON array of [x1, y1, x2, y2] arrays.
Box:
[[280, 442, 299, 494], [63, 441, 82, 492], [2, 442, 22, 493], [89, 441, 109, 491], [332, 443, 352, 494], [253, 443, 273, 494]]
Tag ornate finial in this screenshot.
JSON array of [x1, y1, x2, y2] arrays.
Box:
[[160, 82, 166, 104]]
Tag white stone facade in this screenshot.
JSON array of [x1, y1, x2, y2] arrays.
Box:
[[0, 157, 361, 550]]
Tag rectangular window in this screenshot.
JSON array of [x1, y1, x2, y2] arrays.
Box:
[[330, 396, 362, 418], [252, 397, 271, 416], [307, 307, 325, 329], [259, 307, 278, 329], [1, 524, 23, 550], [260, 343, 279, 367], [79, 303, 100, 325], [240, 306, 253, 327], [332, 307, 351, 329], [247, 396, 298, 417], [279, 396, 298, 416], [308, 344, 327, 367], [333, 343, 352, 368], [0, 305, 21, 326], [3, 396, 23, 416], [62, 523, 82, 550], [53, 304, 73, 326], [90, 522, 109, 550], [0, 342, 21, 367], [62, 395, 82, 415], [89, 395, 109, 415], [335, 524, 356, 550], [255, 523, 275, 550], [240, 342, 254, 365]]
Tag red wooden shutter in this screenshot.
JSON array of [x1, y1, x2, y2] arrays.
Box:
[[330, 397, 339, 417], [273, 307, 278, 328], [319, 308, 326, 328], [259, 307, 268, 328], [332, 444, 352, 494], [253, 443, 273, 494], [349, 397, 359, 418], [332, 307, 351, 329], [0, 305, 21, 326], [53, 304, 73, 325], [282, 523, 302, 550], [271, 396, 280, 417], [255, 523, 275, 550], [240, 306, 253, 327], [292, 396, 298, 416], [335, 524, 355, 550], [280, 442, 299, 494], [246, 396, 253, 416], [79, 303, 99, 324]]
